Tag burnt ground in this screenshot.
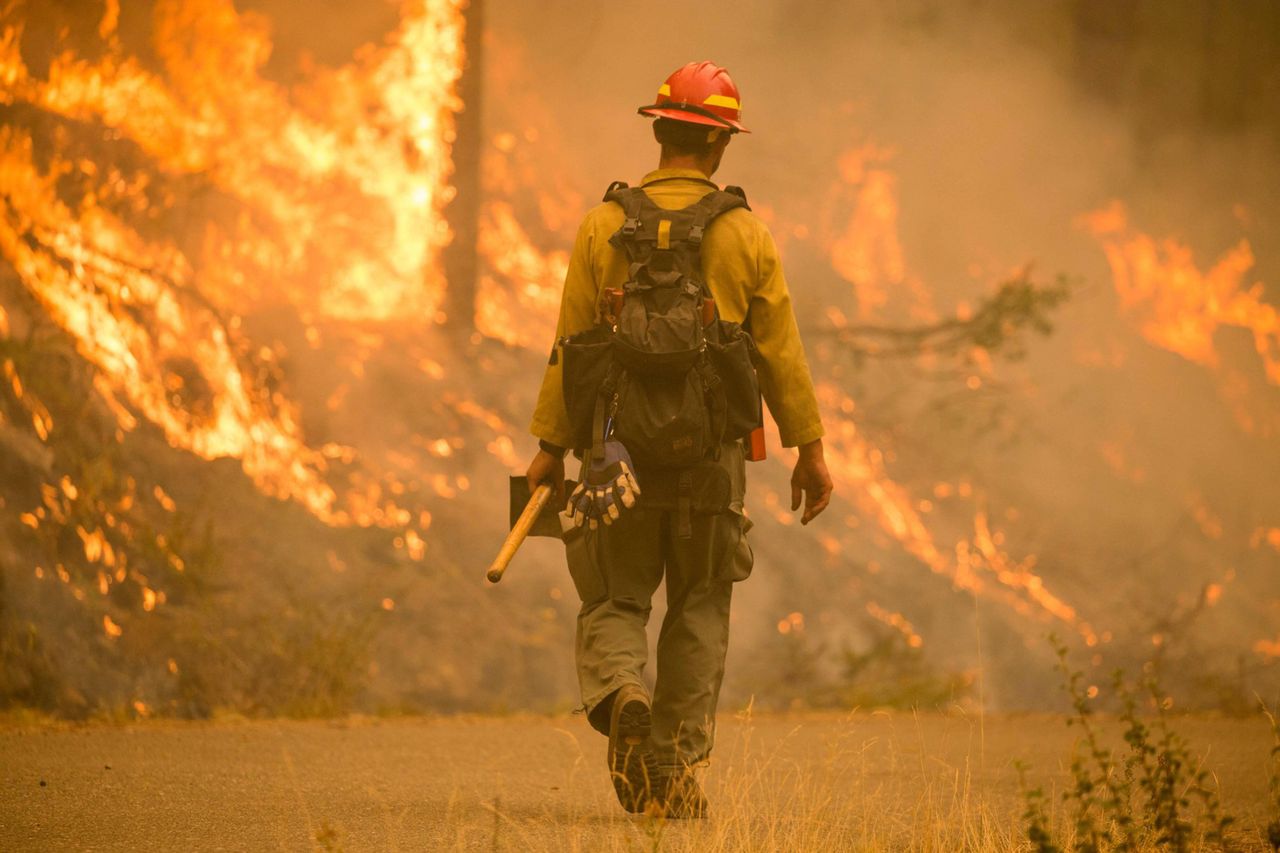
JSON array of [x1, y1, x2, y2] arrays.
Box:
[[0, 712, 1273, 851]]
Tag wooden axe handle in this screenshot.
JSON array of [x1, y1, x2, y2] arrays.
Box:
[[486, 483, 554, 583]]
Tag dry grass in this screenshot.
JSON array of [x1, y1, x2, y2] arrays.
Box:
[[1, 711, 1272, 851], [430, 711, 1273, 852]]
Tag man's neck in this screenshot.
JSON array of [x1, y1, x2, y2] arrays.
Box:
[[657, 154, 714, 177]]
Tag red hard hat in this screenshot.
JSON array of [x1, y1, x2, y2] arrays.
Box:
[[637, 61, 750, 133]]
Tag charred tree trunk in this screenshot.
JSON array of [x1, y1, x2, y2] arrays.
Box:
[[441, 0, 484, 333]]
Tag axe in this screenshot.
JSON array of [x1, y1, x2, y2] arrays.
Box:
[[485, 477, 569, 583]]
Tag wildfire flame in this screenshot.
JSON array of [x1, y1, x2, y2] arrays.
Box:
[[826, 142, 935, 323], [0, 0, 469, 521], [829, 144, 902, 319], [1081, 201, 1279, 435], [866, 601, 924, 648], [812, 382, 1097, 644], [473, 36, 583, 348], [476, 198, 567, 348], [1082, 201, 1278, 382], [0, 127, 337, 513], [3, 2, 1270, 691]]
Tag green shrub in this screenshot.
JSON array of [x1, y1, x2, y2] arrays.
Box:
[[1021, 637, 1239, 852]]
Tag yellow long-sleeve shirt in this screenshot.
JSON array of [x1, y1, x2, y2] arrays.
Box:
[[530, 167, 824, 449]]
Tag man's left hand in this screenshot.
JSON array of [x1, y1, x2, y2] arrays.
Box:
[[791, 439, 833, 525]]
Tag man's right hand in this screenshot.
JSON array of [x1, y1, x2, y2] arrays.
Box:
[[526, 447, 566, 508]]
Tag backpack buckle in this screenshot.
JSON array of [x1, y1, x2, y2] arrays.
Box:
[[621, 217, 641, 237], [688, 223, 705, 244]]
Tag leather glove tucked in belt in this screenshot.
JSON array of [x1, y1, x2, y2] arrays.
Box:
[[566, 440, 641, 529]]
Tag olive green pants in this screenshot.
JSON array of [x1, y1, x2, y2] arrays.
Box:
[[562, 445, 752, 770]]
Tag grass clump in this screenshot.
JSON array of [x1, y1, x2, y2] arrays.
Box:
[[1021, 637, 1243, 852], [1266, 706, 1280, 851]]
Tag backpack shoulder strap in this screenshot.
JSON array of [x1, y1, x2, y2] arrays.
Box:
[[604, 185, 652, 249], [603, 184, 750, 251], [604, 184, 665, 251], [686, 189, 750, 245], [601, 180, 629, 201]]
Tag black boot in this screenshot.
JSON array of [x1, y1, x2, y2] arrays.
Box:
[[606, 683, 658, 813]]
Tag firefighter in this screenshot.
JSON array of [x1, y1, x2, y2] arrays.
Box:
[[525, 60, 832, 817]]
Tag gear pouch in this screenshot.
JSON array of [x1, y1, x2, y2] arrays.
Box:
[[561, 326, 614, 449], [561, 514, 607, 604], [612, 370, 709, 468], [716, 512, 755, 583], [707, 324, 762, 443]]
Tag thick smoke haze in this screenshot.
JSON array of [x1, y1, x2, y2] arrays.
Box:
[[483, 0, 1280, 708], [0, 0, 1276, 718]]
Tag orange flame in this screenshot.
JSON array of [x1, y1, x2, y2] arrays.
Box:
[[826, 142, 935, 323], [1255, 637, 1280, 661], [0, 0, 469, 522], [4, 0, 465, 319], [0, 129, 338, 513], [829, 144, 903, 319], [473, 36, 585, 347], [814, 383, 1096, 644], [1081, 202, 1279, 385], [476, 199, 567, 348], [866, 601, 924, 648]]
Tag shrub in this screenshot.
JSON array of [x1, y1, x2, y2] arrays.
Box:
[[1021, 637, 1239, 852]]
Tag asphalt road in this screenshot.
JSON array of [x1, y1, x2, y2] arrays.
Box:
[[1, 713, 1273, 851]]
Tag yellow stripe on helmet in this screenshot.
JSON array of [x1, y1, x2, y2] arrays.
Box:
[[658, 84, 672, 97], [702, 93, 740, 110]]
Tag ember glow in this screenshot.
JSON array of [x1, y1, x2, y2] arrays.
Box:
[[866, 601, 924, 648]]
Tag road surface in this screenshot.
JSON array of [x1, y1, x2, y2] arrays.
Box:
[[1, 712, 1273, 851]]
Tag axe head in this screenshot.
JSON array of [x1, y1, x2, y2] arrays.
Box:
[[508, 476, 574, 538]]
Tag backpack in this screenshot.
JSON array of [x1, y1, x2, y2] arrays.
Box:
[[558, 179, 764, 527]]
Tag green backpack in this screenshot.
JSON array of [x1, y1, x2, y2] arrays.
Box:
[[559, 179, 763, 495]]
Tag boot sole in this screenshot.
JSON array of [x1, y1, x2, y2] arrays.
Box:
[[615, 698, 651, 743], [609, 697, 656, 813]]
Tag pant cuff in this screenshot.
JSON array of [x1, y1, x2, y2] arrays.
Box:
[[581, 676, 645, 736]]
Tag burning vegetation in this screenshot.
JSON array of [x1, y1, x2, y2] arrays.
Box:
[[1, 0, 1277, 719]]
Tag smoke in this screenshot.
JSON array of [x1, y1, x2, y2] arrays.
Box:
[[486, 0, 1280, 709], [1, 0, 1276, 717]]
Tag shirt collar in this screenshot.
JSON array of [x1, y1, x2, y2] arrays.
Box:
[[640, 167, 718, 187]]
